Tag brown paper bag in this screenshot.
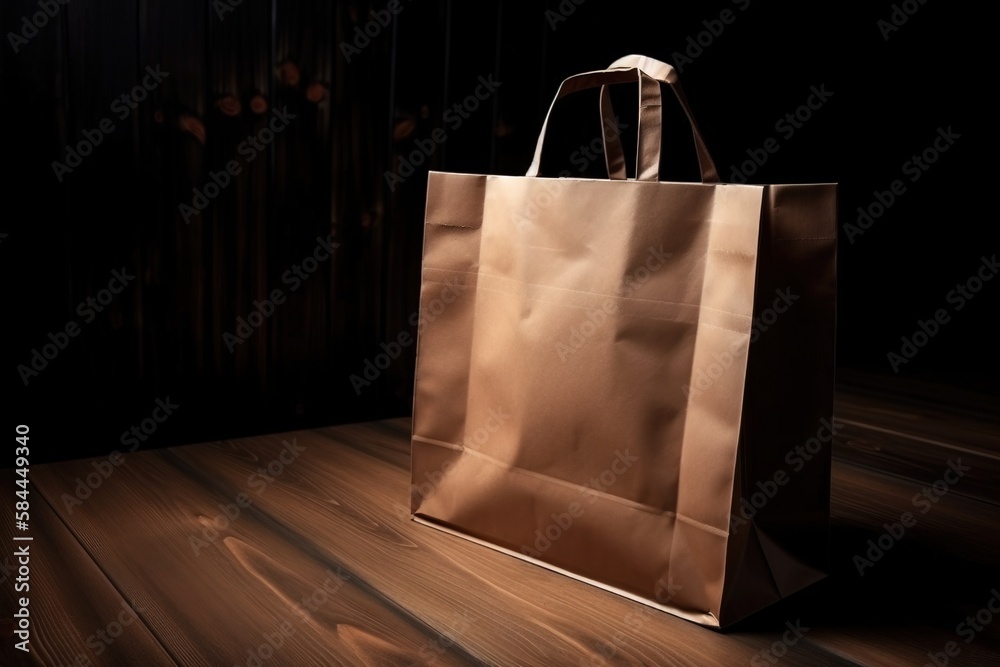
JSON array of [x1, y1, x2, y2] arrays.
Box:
[[410, 54, 837, 627]]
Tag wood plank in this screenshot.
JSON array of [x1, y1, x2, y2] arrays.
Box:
[[169, 426, 854, 666], [832, 420, 999, 507], [835, 376, 1000, 453], [799, 505, 1000, 665], [0, 469, 175, 667], [807, 390, 1000, 665], [807, 623, 1000, 667], [17, 400, 999, 666], [276, 419, 1000, 666], [831, 460, 1000, 566], [834, 388, 1000, 507], [30, 450, 472, 666]]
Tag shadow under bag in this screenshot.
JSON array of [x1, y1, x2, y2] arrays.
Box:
[[410, 54, 837, 627]]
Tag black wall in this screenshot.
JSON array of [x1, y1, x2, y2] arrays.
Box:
[[3, 0, 994, 463]]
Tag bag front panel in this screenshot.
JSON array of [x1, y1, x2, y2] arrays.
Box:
[[412, 173, 764, 621]]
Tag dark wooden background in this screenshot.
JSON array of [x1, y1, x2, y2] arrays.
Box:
[[2, 0, 994, 463]]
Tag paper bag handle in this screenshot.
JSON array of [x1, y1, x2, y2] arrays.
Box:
[[601, 55, 720, 183], [526, 67, 663, 182]]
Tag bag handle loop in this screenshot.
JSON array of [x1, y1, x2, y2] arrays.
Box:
[[526, 67, 663, 182], [600, 55, 720, 183]]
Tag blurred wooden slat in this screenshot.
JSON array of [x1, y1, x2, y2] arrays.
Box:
[[831, 460, 1000, 565], [809, 387, 1000, 665], [833, 421, 999, 506], [29, 451, 471, 666], [832, 387, 1000, 564], [807, 625, 1000, 667], [835, 383, 999, 495]]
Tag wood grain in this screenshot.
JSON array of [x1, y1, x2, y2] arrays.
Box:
[[29, 451, 472, 666], [167, 426, 852, 666], [8, 385, 998, 666], [0, 470, 175, 667]]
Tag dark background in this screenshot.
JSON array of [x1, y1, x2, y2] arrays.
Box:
[[2, 0, 994, 464]]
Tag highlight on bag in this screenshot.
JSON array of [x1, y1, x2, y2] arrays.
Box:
[[409, 54, 837, 628]]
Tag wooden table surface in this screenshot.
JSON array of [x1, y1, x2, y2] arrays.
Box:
[[2, 387, 999, 666]]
